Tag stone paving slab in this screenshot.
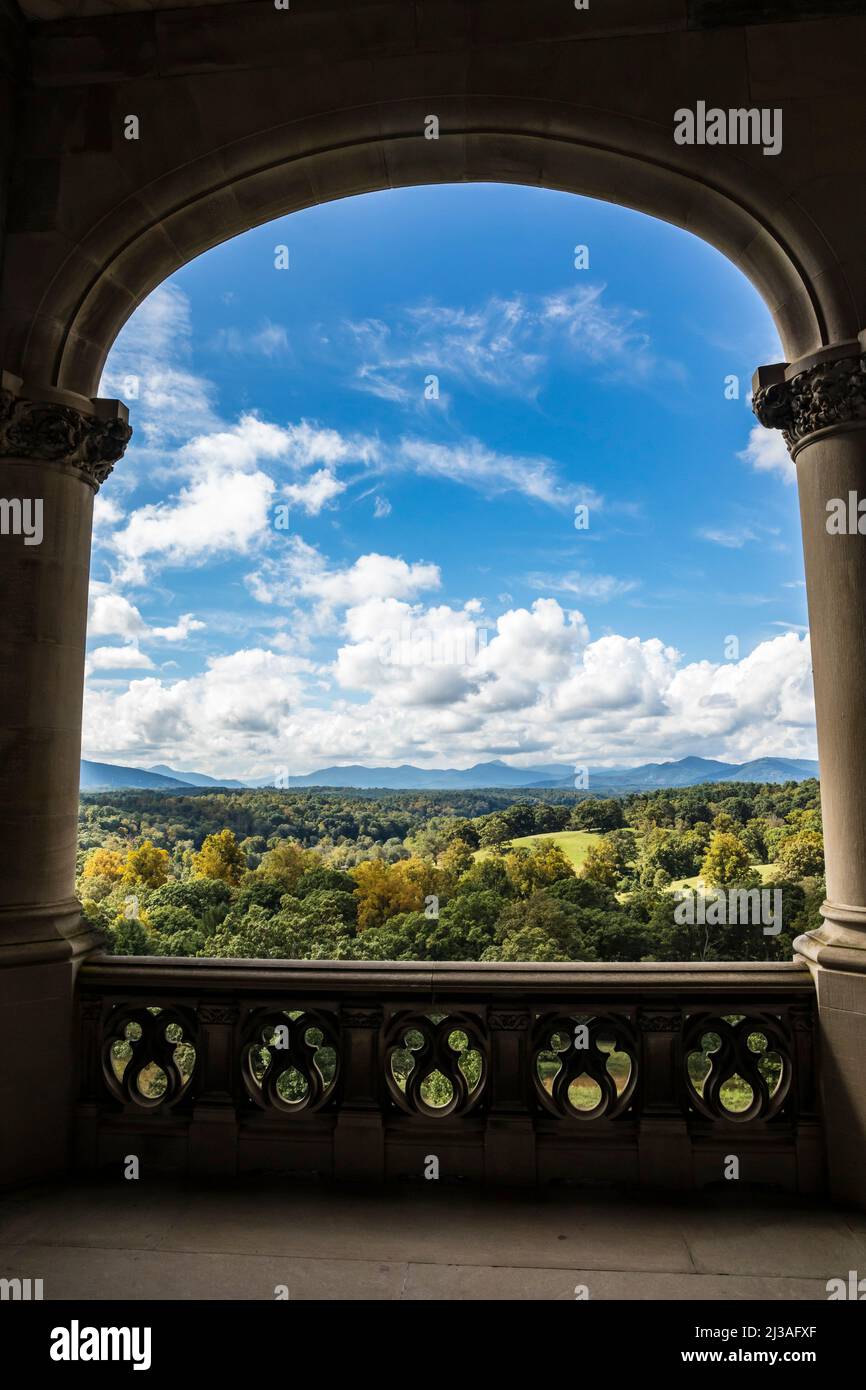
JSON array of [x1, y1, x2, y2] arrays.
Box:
[[678, 1205, 864, 1280], [402, 1264, 830, 1301], [0, 1245, 407, 1301], [0, 1244, 833, 1301], [0, 1182, 188, 1250], [0, 1178, 859, 1300], [150, 1184, 695, 1272]]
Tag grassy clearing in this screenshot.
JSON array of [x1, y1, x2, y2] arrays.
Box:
[[475, 829, 601, 870], [667, 861, 780, 894], [477, 828, 780, 894]]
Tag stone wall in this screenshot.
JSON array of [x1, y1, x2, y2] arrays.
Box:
[[0, 1, 25, 291]]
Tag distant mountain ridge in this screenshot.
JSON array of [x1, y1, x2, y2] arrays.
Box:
[[270, 755, 819, 791], [270, 760, 576, 790], [79, 754, 819, 793], [80, 761, 245, 791], [148, 764, 246, 789], [80, 761, 188, 791], [530, 755, 820, 792]]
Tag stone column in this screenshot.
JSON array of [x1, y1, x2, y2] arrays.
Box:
[[0, 370, 130, 1187], [754, 336, 866, 1206]]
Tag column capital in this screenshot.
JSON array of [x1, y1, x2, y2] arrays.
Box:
[[0, 371, 131, 488], [752, 336, 866, 457]]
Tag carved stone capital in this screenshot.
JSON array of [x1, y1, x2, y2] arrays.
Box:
[[0, 372, 131, 488], [753, 352, 866, 454]]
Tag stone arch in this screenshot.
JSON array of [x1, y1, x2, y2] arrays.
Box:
[[3, 1, 866, 1205], [14, 108, 854, 398]]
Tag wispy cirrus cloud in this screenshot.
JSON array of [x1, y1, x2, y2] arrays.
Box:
[[105, 408, 590, 587], [698, 519, 782, 549], [212, 320, 289, 357], [345, 283, 670, 406], [527, 569, 639, 601], [396, 437, 601, 511], [99, 284, 219, 452]]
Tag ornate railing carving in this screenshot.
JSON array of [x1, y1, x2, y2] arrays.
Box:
[[101, 1003, 197, 1110], [384, 1010, 487, 1117], [241, 1007, 339, 1114], [683, 1011, 793, 1123], [76, 959, 822, 1190], [532, 1012, 638, 1120]]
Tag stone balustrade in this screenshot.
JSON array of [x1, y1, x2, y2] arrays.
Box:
[[75, 956, 822, 1191]]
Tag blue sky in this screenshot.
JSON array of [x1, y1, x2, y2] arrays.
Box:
[[85, 182, 815, 780]]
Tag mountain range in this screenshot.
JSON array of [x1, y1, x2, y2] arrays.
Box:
[[79, 761, 245, 791], [79, 755, 819, 793]]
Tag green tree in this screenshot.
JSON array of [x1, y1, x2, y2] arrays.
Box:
[[489, 894, 588, 963], [299, 889, 358, 929], [192, 829, 248, 885], [569, 798, 624, 832], [257, 838, 318, 892], [777, 829, 824, 879], [741, 817, 769, 863], [716, 796, 752, 825], [638, 828, 702, 884], [123, 840, 170, 889], [239, 835, 267, 868], [420, 891, 505, 960], [104, 914, 153, 956], [404, 815, 462, 860], [147, 877, 231, 923], [477, 812, 513, 850], [452, 855, 511, 898], [81, 847, 126, 883], [294, 866, 356, 898], [580, 839, 621, 889], [700, 831, 753, 887], [504, 842, 574, 896], [439, 838, 476, 883]]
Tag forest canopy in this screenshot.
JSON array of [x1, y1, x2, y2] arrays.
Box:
[[78, 779, 824, 964]]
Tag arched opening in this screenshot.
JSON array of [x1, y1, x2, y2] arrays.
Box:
[[77, 181, 821, 967], [16, 116, 849, 399], [3, 3, 865, 1207]]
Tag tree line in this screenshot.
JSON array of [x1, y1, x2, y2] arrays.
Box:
[[77, 778, 824, 964]]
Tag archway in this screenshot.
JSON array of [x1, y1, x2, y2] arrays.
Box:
[[13, 118, 849, 400], [2, 1, 865, 1201]]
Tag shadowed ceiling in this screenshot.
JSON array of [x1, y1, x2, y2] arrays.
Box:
[[16, 0, 866, 22], [18, 0, 248, 18]]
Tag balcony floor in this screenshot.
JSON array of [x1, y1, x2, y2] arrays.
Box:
[[2, 1177, 864, 1300]]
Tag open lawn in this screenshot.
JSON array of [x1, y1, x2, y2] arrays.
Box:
[[667, 861, 780, 894], [476, 829, 601, 870], [478, 830, 780, 895]]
